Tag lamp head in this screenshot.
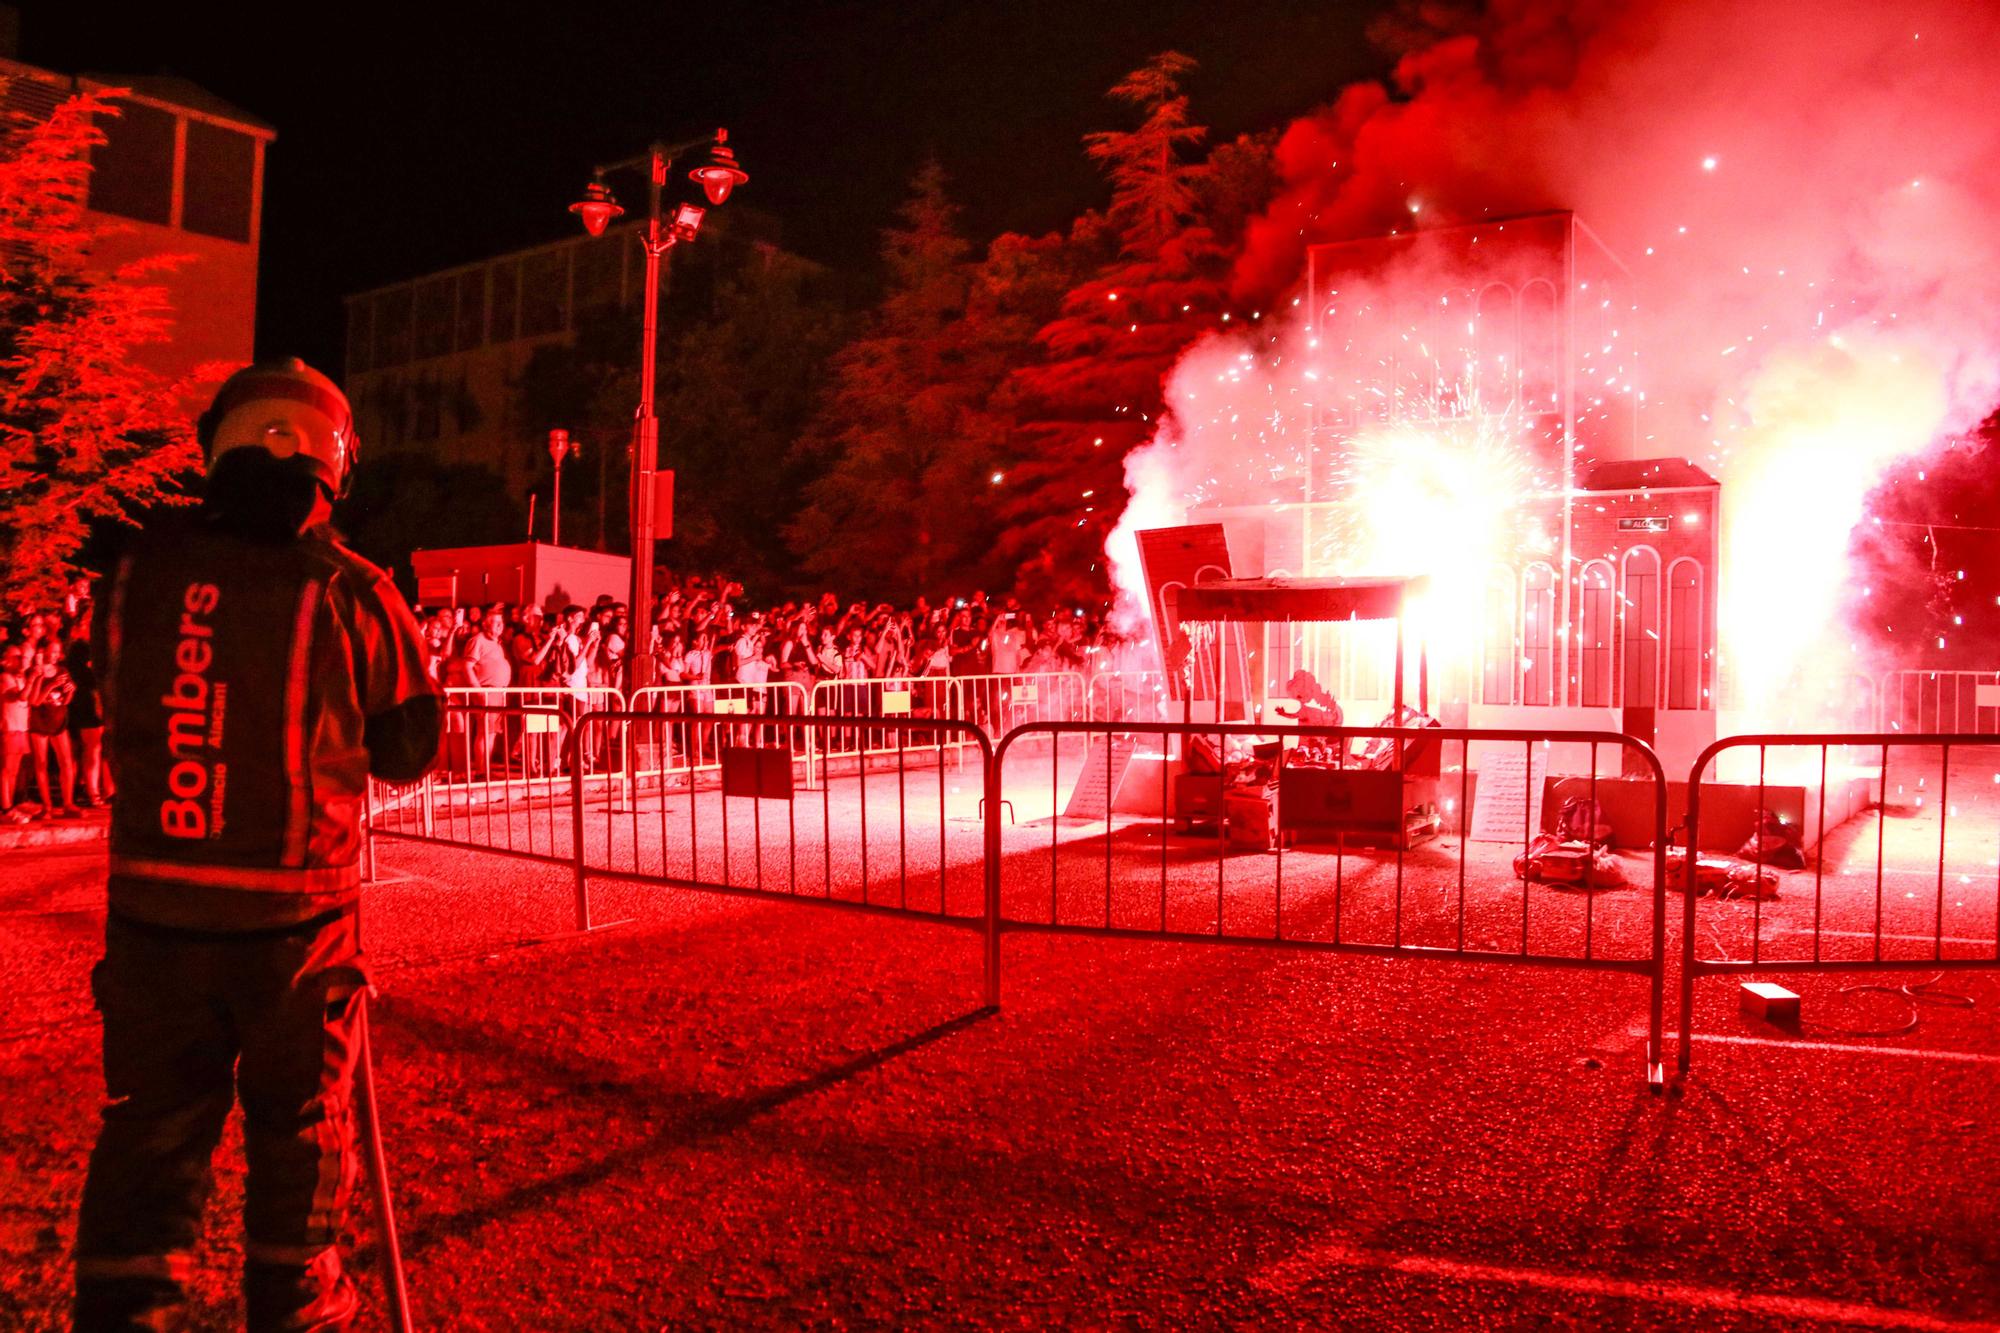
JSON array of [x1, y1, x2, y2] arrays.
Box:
[[569, 176, 624, 237], [689, 129, 749, 206]]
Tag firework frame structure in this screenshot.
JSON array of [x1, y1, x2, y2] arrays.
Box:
[[1170, 574, 1444, 850], [1189, 212, 1724, 781]]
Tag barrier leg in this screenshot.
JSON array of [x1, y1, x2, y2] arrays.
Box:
[[354, 991, 415, 1333], [1648, 780, 1668, 1091], [983, 754, 1002, 1010], [1676, 832, 1700, 1080], [571, 754, 592, 933]]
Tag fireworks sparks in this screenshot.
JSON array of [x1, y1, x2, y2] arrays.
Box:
[[1104, 0, 2000, 728]]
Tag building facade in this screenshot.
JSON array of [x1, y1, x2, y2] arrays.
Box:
[[341, 209, 787, 511], [1, 53, 272, 383]]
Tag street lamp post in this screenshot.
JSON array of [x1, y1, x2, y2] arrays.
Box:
[[570, 129, 748, 688], [547, 428, 575, 547]]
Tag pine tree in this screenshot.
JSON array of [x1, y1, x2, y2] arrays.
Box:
[[998, 53, 1272, 607], [655, 250, 848, 590], [789, 161, 1045, 601], [0, 89, 207, 611]]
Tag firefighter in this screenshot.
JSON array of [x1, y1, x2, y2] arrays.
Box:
[[74, 359, 439, 1332]]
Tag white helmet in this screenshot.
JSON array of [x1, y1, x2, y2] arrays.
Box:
[[198, 358, 359, 499]]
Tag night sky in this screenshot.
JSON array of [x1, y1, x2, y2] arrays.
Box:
[[23, 1, 1389, 371]]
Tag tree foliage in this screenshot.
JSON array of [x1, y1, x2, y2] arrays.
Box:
[[0, 89, 209, 611], [998, 53, 1273, 607], [337, 451, 524, 600], [788, 162, 1064, 601], [657, 249, 848, 590], [780, 56, 1277, 608], [513, 304, 640, 552], [513, 245, 846, 595]]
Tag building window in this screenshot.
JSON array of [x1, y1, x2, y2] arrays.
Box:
[[345, 299, 373, 376], [489, 260, 520, 343], [411, 374, 443, 442], [1521, 563, 1556, 706], [1622, 547, 1660, 709], [88, 99, 175, 226], [1667, 559, 1704, 709], [414, 277, 455, 361], [1519, 280, 1559, 414], [372, 286, 413, 369], [1437, 288, 1477, 418], [575, 233, 624, 316], [181, 120, 255, 242], [1483, 571, 1516, 705], [520, 248, 570, 338], [455, 269, 487, 351], [1578, 560, 1614, 707], [1393, 296, 1434, 422]]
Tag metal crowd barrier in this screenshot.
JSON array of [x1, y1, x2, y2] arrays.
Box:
[[627, 681, 815, 788], [380, 700, 2000, 1085], [566, 709, 1000, 1004], [370, 701, 579, 865], [1677, 732, 2000, 1077], [438, 686, 626, 787], [948, 671, 1088, 736], [810, 677, 965, 771], [1876, 670, 2000, 736], [992, 720, 1670, 1086], [1086, 670, 1168, 724]]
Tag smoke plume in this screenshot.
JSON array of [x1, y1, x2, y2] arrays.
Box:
[[1112, 0, 2000, 729]]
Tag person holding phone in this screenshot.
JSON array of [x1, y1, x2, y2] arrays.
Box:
[[24, 640, 79, 817]]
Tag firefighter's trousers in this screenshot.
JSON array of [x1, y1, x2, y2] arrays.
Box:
[[74, 907, 368, 1332]]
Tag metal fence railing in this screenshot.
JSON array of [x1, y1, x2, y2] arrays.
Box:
[[1876, 671, 2000, 736], [627, 682, 815, 784], [949, 671, 1089, 736], [1678, 732, 2000, 1076], [1086, 670, 1168, 724], [566, 709, 1000, 1003], [372, 702, 579, 865], [809, 677, 965, 770], [993, 720, 1671, 1086], [372, 696, 2000, 1087], [438, 686, 626, 784]]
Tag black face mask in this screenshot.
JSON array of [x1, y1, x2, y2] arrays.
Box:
[[201, 450, 328, 541]]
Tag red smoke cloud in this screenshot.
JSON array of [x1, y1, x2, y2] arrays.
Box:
[[1116, 0, 2000, 728]]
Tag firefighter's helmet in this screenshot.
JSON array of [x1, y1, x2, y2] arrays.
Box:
[[197, 359, 359, 499]]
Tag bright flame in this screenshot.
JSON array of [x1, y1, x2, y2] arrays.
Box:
[[1719, 332, 1949, 729], [1318, 419, 1534, 666]]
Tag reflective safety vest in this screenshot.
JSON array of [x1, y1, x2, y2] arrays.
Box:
[[102, 520, 438, 931]]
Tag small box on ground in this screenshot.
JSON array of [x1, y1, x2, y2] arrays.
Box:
[[722, 746, 794, 801], [1739, 981, 1800, 1026]]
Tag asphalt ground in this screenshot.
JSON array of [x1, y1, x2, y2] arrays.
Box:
[[2, 743, 1997, 1330]]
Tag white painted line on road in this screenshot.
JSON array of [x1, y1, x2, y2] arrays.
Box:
[[1777, 927, 2000, 948], [1635, 1029, 2000, 1065], [1250, 1238, 2000, 1331]]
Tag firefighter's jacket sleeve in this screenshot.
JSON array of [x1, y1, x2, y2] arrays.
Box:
[[102, 521, 441, 932], [344, 563, 443, 783]]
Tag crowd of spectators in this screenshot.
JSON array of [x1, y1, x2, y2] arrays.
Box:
[[2, 568, 1144, 816], [2, 577, 108, 824], [417, 570, 1135, 700]]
